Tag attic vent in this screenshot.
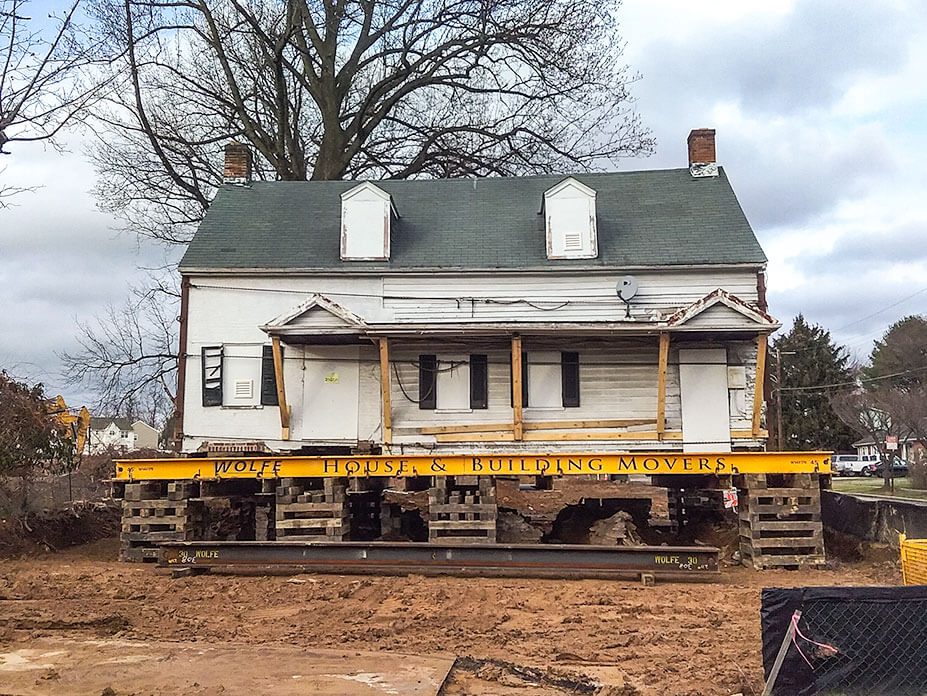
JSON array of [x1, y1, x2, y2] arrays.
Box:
[[543, 177, 598, 260], [233, 379, 254, 399], [563, 231, 583, 251]]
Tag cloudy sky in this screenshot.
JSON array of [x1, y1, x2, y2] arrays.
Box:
[[1, 0, 926, 407]]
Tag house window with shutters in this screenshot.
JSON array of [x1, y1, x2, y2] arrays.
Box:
[[419, 354, 488, 410]]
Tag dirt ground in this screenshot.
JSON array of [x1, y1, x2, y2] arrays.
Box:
[[0, 537, 901, 696]]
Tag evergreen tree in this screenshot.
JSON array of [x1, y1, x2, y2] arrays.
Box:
[[771, 315, 857, 451]]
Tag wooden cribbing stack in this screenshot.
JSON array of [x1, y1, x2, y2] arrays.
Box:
[[428, 475, 497, 544], [120, 481, 202, 562], [275, 477, 349, 541], [737, 472, 825, 569]]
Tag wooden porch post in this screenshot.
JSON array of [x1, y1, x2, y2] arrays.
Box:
[[752, 333, 768, 437], [271, 336, 291, 440], [512, 335, 523, 441], [656, 332, 670, 439], [379, 338, 392, 445]]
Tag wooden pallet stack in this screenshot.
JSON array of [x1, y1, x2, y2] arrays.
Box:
[[275, 477, 349, 541], [428, 475, 497, 544], [738, 473, 825, 569], [120, 481, 202, 562]]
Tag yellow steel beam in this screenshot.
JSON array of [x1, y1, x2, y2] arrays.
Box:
[[115, 450, 831, 481]]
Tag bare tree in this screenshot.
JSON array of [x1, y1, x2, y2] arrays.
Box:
[[831, 316, 927, 490], [86, 0, 653, 242], [831, 387, 909, 491], [0, 0, 104, 203], [61, 276, 179, 425]]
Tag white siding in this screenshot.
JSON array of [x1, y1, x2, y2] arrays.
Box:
[[180, 270, 764, 452], [388, 339, 681, 437], [382, 269, 759, 323]]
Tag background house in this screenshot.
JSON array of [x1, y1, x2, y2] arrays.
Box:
[[84, 418, 160, 454]]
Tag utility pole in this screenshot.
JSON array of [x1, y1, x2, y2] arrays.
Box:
[[776, 348, 784, 451]]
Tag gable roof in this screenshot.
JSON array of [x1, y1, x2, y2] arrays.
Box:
[[261, 294, 368, 335], [180, 168, 766, 272], [90, 417, 133, 431], [666, 289, 779, 330]]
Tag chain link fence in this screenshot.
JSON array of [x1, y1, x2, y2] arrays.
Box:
[[762, 586, 927, 695]]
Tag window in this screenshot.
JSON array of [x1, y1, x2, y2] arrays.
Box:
[[524, 351, 580, 409], [120, 431, 130, 439], [437, 357, 469, 410], [419, 354, 489, 410], [260, 345, 279, 405], [201, 346, 223, 406]]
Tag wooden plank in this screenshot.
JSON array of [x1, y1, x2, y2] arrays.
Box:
[[732, 429, 769, 438], [512, 335, 523, 441], [657, 333, 669, 438], [272, 336, 290, 440], [752, 333, 767, 437], [420, 422, 514, 435], [433, 430, 685, 442], [419, 418, 657, 435], [379, 338, 392, 445]]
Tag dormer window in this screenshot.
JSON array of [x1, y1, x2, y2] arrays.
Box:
[[340, 182, 396, 261], [542, 177, 598, 260]]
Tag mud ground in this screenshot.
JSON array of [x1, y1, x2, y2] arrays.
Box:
[[0, 538, 900, 695]]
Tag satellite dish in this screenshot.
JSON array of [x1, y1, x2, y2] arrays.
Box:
[[617, 276, 639, 300]]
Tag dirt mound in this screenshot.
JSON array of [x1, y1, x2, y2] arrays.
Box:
[[587, 511, 642, 546], [824, 526, 900, 564], [0, 501, 121, 557]]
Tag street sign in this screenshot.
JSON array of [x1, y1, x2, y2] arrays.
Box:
[[886, 436, 899, 451]]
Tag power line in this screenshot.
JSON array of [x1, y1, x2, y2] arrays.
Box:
[[833, 286, 927, 333], [777, 365, 927, 393]]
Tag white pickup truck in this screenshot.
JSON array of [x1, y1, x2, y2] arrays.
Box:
[[832, 454, 880, 476]]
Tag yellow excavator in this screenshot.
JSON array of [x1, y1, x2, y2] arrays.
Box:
[[47, 395, 91, 459]]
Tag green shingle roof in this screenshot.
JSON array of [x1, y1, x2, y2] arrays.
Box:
[[179, 167, 766, 271]]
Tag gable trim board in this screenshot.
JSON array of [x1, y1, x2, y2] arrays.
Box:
[[666, 288, 778, 331], [261, 294, 368, 336]]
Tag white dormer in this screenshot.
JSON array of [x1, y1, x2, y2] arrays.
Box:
[[542, 177, 598, 260], [340, 182, 397, 261]]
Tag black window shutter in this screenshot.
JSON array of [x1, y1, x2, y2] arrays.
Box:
[[419, 354, 437, 410], [562, 351, 580, 407], [201, 346, 223, 407], [260, 345, 278, 405], [511, 351, 529, 407], [470, 354, 488, 409]]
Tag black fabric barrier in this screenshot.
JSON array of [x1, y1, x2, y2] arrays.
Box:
[[761, 586, 927, 695]]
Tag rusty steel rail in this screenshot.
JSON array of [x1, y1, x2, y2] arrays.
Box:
[[159, 541, 720, 581]]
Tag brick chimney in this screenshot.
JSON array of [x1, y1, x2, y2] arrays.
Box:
[[687, 128, 718, 178], [223, 142, 252, 184]]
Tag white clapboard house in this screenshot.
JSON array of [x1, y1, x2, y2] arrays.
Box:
[[176, 129, 778, 456]]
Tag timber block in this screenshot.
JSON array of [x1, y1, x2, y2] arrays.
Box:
[[123, 481, 167, 502], [738, 476, 825, 570]]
